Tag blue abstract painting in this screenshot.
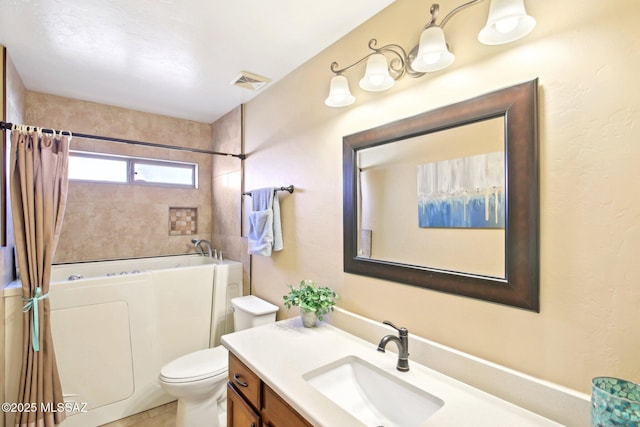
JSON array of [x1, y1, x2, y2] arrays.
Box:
[[417, 152, 505, 229]]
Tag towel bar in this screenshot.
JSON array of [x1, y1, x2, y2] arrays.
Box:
[[243, 185, 294, 196]]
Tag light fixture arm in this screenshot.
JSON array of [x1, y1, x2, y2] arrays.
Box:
[[426, 3, 439, 27], [329, 52, 373, 76], [330, 39, 424, 80], [325, 0, 535, 107]]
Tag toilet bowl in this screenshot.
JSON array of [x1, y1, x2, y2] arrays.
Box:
[[159, 295, 278, 427], [159, 347, 228, 427]]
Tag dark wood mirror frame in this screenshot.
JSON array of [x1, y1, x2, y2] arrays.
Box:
[[343, 79, 539, 311]]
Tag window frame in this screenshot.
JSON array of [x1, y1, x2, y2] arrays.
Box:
[[69, 150, 199, 189]]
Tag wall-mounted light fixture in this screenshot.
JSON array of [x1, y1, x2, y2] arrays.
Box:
[[325, 0, 535, 107]]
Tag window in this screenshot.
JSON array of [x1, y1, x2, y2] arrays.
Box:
[[68, 154, 128, 183], [132, 160, 195, 187], [69, 151, 198, 188]]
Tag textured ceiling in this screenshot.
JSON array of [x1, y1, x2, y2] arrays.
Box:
[[0, 0, 395, 123]]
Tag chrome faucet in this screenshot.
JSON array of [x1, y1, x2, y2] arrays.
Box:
[[377, 320, 410, 372], [191, 239, 213, 258]]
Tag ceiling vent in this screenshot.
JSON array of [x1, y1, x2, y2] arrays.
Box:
[[230, 71, 271, 92]]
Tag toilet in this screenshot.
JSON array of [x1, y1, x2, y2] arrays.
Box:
[[159, 294, 278, 427]]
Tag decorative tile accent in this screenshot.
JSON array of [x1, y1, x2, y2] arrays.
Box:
[[169, 207, 197, 235]]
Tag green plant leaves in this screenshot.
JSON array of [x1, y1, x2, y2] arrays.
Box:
[[283, 280, 338, 320]]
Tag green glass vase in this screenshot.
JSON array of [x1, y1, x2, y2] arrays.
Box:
[[592, 377, 640, 427]]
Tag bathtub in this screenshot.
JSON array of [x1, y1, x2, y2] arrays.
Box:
[[3, 254, 242, 427]]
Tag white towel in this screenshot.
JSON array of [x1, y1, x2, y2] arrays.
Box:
[[248, 209, 274, 255], [272, 194, 283, 251], [248, 188, 283, 256]]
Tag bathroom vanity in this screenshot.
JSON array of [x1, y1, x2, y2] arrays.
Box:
[[227, 352, 312, 426], [221, 317, 566, 427]]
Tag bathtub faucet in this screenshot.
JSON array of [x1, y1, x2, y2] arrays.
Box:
[[191, 239, 213, 258]]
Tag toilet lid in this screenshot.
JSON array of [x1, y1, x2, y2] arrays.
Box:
[[160, 347, 228, 383], [231, 295, 278, 315]]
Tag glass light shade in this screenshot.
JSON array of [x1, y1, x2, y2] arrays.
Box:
[[325, 75, 355, 107], [478, 0, 536, 45], [410, 26, 455, 73], [359, 53, 395, 92]]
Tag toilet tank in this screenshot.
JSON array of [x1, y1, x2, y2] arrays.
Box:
[[231, 295, 278, 331]]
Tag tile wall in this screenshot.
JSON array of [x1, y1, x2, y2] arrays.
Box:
[[25, 91, 214, 262], [210, 106, 250, 293]]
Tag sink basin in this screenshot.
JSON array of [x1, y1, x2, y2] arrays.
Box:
[[303, 356, 444, 427]]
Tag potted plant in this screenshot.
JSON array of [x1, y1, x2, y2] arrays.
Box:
[[283, 279, 338, 327]]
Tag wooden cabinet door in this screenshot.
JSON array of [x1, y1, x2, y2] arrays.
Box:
[[227, 383, 260, 427], [261, 384, 313, 427], [229, 353, 262, 409]]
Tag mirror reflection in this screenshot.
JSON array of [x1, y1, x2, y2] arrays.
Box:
[[356, 117, 506, 279], [343, 79, 539, 311]]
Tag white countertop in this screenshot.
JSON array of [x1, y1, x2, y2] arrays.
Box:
[[221, 318, 563, 427]]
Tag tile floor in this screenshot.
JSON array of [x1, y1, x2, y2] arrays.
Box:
[[99, 401, 177, 427]]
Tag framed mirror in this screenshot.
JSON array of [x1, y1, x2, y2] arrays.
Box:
[[343, 79, 539, 311]]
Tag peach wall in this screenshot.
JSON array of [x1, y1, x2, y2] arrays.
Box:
[[244, 0, 640, 394], [0, 44, 5, 427], [3, 51, 25, 255], [4, 52, 25, 132], [25, 91, 214, 262], [1, 49, 28, 427]]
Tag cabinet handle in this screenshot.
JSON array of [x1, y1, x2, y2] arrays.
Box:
[[233, 373, 248, 387]]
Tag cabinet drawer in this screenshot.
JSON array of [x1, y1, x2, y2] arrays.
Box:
[[262, 384, 313, 427], [229, 352, 261, 409]]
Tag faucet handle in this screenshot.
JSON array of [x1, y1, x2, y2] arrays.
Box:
[[382, 320, 408, 335]]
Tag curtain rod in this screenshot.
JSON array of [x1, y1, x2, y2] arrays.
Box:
[[0, 121, 246, 160]]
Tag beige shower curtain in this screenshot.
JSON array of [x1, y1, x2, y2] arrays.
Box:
[[9, 127, 69, 426]]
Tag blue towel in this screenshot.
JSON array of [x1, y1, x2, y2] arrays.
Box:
[[248, 188, 283, 256]]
